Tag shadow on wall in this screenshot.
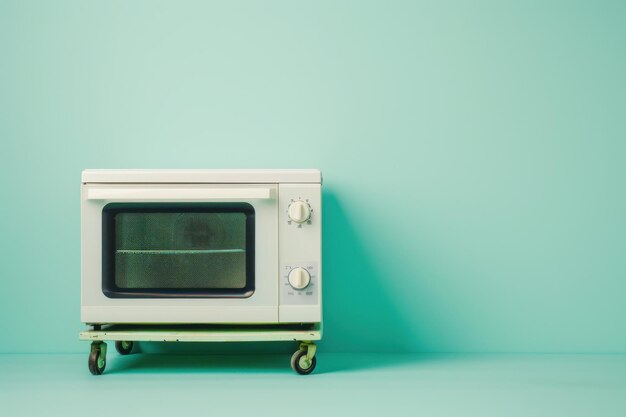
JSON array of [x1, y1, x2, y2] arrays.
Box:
[[321, 190, 415, 353]]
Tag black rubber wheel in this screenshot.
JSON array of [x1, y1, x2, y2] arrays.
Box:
[[88, 349, 106, 375], [115, 340, 134, 355], [290, 349, 317, 375]]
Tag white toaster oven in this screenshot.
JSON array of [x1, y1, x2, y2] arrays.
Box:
[[81, 169, 322, 325]]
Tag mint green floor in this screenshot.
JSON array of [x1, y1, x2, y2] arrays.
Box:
[[1, 353, 624, 417]]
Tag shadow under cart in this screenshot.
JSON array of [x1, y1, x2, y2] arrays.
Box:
[[80, 323, 321, 375]]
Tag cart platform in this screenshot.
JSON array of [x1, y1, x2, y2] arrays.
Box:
[[80, 323, 321, 343]]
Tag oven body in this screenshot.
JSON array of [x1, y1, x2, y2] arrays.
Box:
[[81, 170, 321, 325]]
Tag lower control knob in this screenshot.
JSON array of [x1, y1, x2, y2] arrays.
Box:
[[288, 267, 311, 290]]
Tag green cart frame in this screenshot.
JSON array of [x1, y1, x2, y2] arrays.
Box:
[[80, 324, 321, 375]]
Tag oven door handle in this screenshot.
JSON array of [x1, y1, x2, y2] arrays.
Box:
[[86, 187, 272, 201]]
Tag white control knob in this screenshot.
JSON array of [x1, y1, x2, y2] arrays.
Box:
[[288, 201, 311, 223], [288, 267, 311, 290]]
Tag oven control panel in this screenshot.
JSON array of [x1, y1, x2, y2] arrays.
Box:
[[278, 183, 321, 321], [281, 262, 319, 305]]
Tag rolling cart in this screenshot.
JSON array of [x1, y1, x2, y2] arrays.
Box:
[[79, 324, 321, 375]]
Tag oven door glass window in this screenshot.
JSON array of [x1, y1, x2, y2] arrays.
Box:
[[102, 203, 255, 298]]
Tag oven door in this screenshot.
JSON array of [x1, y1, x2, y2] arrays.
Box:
[[81, 183, 278, 324]]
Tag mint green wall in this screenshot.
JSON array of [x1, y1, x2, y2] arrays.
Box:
[[1, 1, 624, 353]]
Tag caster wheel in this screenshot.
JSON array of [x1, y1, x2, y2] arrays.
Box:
[[88, 346, 106, 375], [290, 349, 317, 375], [115, 341, 134, 355]]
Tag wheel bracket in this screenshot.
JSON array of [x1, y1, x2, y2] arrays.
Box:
[[299, 341, 317, 367], [91, 341, 107, 358]]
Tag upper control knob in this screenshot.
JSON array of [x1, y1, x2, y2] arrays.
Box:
[[288, 201, 311, 223], [288, 267, 311, 290]]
